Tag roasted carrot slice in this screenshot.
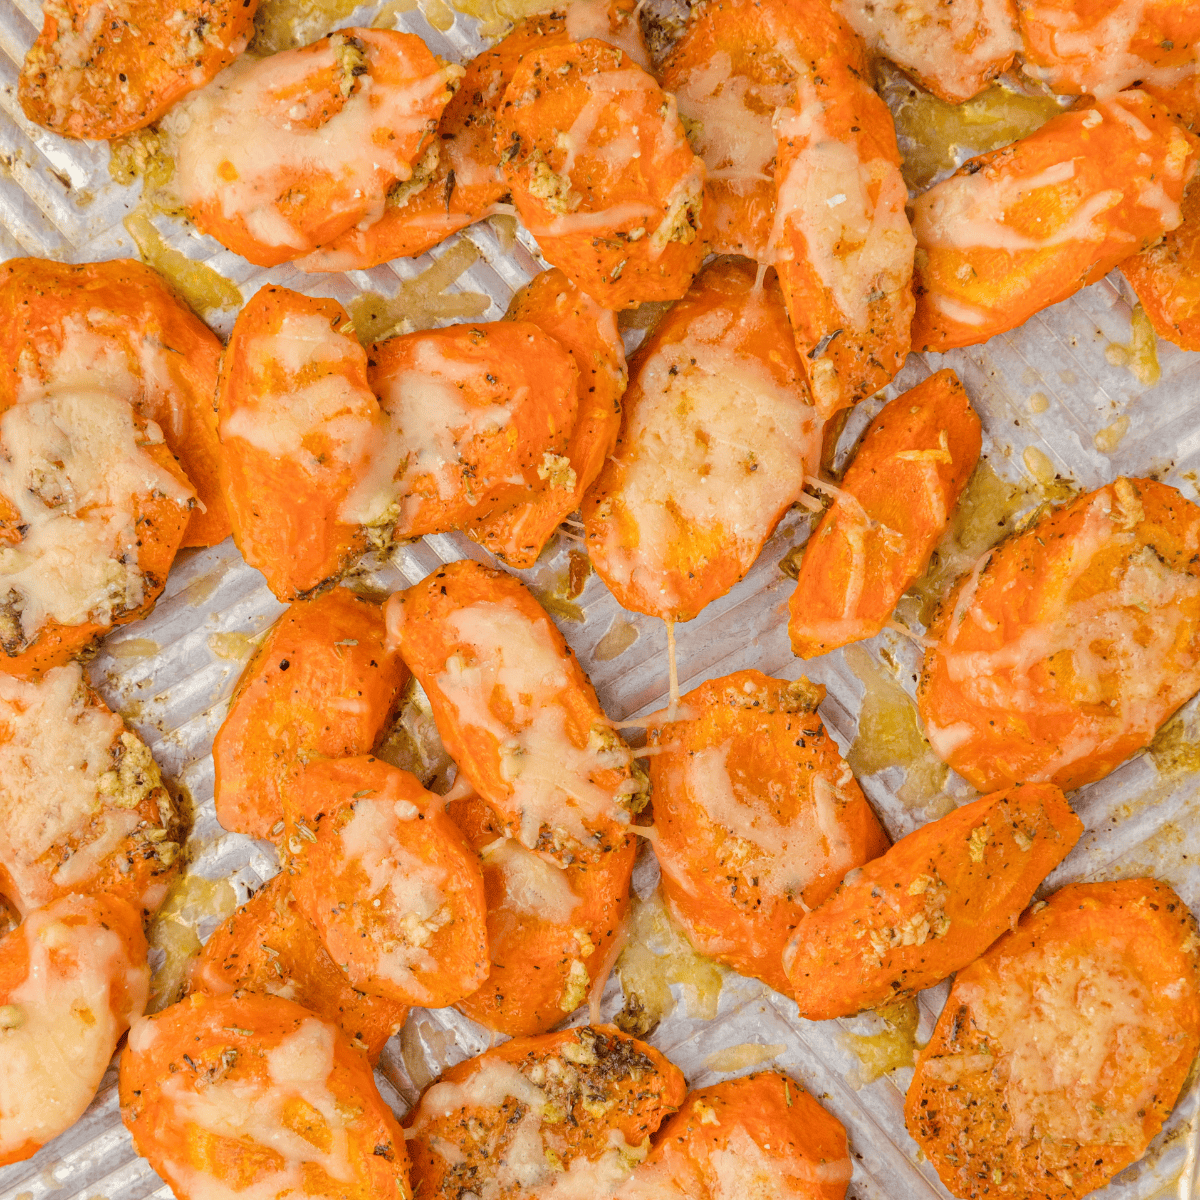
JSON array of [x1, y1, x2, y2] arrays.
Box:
[[1015, 0, 1200, 96], [0, 257, 229, 548], [496, 40, 708, 309], [366, 322, 578, 540], [911, 91, 1200, 352], [467, 268, 627, 568], [213, 588, 407, 840], [1, 893, 148, 1167], [164, 29, 460, 267], [649, 670, 888, 995], [448, 793, 636, 1035], [386, 559, 648, 867], [835, 0, 1020, 103], [119, 991, 412, 1200], [285, 756, 488, 1009], [917, 477, 1200, 792], [19, 0, 257, 140], [0, 663, 183, 919], [772, 28, 915, 419], [190, 872, 409, 1063], [619, 1072, 852, 1199], [783, 784, 1082, 1019], [217, 286, 387, 601], [788, 369, 982, 659], [583, 257, 822, 622], [405, 1024, 686, 1198], [906, 879, 1200, 1200]]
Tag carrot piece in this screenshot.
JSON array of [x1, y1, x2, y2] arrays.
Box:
[[1015, 0, 1200, 96], [496, 40, 708, 308], [467, 268, 627, 568], [190, 873, 409, 1064], [0, 662, 183, 920], [649, 670, 888, 995], [917, 477, 1200, 792], [216, 286, 386, 601], [583, 257, 821, 622], [366, 322, 578, 540], [788, 369, 982, 659], [448, 793, 636, 1035], [213, 588, 408, 840], [772, 27, 915, 419], [619, 1072, 852, 1199], [0, 257, 228, 548], [911, 91, 1200, 352], [19, 0, 257, 139], [386, 559, 647, 867], [164, 29, 460, 268], [119, 992, 412, 1200], [906, 879, 1200, 1200], [285, 756, 489, 1009], [784, 784, 1082, 1019], [405, 1024, 686, 1198], [1, 894, 148, 1167]]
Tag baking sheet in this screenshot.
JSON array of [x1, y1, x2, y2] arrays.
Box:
[[2, 2, 1200, 1197]]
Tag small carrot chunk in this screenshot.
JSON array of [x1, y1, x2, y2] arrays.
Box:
[[784, 784, 1082, 1019], [216, 286, 386, 601], [449, 793, 636, 1035], [405, 1024, 685, 1198], [619, 1072, 852, 1199], [911, 90, 1200, 352], [649, 670, 888, 995], [789, 368, 982, 659], [164, 29, 460, 267], [386, 559, 647, 867], [583, 257, 821, 622], [906, 879, 1200, 1200], [119, 992, 412, 1200], [190, 872, 409, 1063], [467, 267, 627, 569], [286, 756, 489, 1009], [496, 40, 708, 308], [917, 477, 1200, 792], [367, 322, 578, 539], [213, 588, 407, 840]]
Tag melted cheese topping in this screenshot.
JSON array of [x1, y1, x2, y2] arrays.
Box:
[[481, 838, 581, 925], [564, 0, 651, 70], [0, 387, 192, 640], [0, 896, 148, 1158]]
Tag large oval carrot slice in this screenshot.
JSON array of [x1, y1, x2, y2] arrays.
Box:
[[0, 662, 183, 919], [19, 0, 257, 139], [917, 477, 1200, 792], [217, 286, 386, 601], [911, 91, 1200, 352], [163, 29, 460, 267], [119, 991, 412, 1200], [649, 670, 889, 995], [286, 756, 488, 1009], [783, 784, 1082, 1019], [386, 559, 648, 867], [906, 879, 1200, 1200], [583, 257, 821, 622], [0, 257, 229, 548], [789, 369, 981, 659], [214, 589, 408, 840], [496, 40, 708, 309], [405, 1024, 686, 1198], [1, 893, 148, 1167], [190, 873, 409, 1063], [618, 1072, 852, 1199], [367, 322, 578, 540], [467, 267, 627, 569], [449, 793, 636, 1035]]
